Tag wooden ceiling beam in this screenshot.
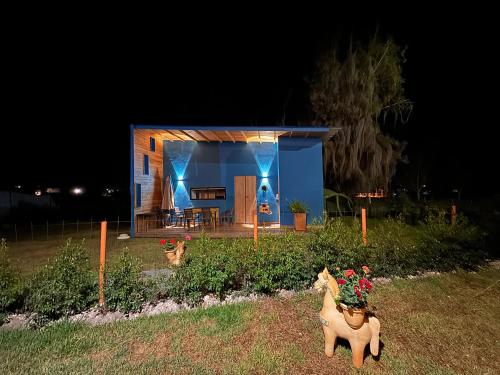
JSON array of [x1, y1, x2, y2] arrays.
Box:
[[164, 130, 184, 141], [240, 131, 248, 143], [224, 131, 236, 143], [194, 130, 210, 142], [179, 130, 197, 142]]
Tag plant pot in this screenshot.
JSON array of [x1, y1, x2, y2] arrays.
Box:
[[339, 303, 366, 329], [293, 212, 307, 231]]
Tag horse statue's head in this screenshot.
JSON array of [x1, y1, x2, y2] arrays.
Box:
[[314, 267, 340, 300]]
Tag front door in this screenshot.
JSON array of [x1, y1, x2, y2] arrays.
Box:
[[234, 176, 256, 224]]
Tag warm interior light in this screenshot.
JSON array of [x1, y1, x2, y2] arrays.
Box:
[[246, 135, 275, 143]]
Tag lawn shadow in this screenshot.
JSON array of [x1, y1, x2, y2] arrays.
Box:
[[334, 337, 385, 362]]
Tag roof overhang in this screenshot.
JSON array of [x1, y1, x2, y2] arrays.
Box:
[[132, 125, 331, 143]]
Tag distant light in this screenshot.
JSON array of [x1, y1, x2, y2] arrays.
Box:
[[71, 187, 84, 195], [15, 185, 22, 189], [34, 190, 42, 196], [46, 187, 61, 193]]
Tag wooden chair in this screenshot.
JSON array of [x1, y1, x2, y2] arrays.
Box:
[[184, 208, 196, 230], [174, 207, 184, 227], [221, 207, 235, 225], [200, 207, 215, 228]]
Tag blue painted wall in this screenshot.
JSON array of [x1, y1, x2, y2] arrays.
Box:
[[163, 141, 279, 223], [278, 137, 324, 225]]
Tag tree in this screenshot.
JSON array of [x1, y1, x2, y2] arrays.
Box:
[[310, 35, 412, 196]]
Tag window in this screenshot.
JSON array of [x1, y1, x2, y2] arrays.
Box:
[[190, 187, 226, 200], [143, 155, 149, 175], [150, 137, 156, 152], [136, 183, 141, 207]]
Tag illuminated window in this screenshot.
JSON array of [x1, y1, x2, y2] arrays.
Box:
[[143, 155, 149, 175], [150, 137, 156, 152], [190, 187, 226, 200]]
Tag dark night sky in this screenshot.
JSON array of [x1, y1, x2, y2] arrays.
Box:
[[1, 9, 496, 198]]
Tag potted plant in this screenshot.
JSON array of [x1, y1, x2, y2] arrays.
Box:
[[160, 234, 191, 265], [288, 199, 308, 231], [160, 238, 177, 264], [333, 266, 373, 329]]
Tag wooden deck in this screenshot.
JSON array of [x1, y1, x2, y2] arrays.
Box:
[[135, 223, 290, 238]]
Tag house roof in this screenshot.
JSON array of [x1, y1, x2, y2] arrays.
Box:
[[132, 125, 332, 143]]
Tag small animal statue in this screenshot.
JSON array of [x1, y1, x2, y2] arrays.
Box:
[[314, 267, 380, 369], [164, 241, 185, 266]]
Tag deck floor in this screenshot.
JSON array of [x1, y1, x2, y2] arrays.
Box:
[[135, 223, 290, 238]]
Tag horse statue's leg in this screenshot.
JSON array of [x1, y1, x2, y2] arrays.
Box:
[[322, 324, 337, 358], [349, 340, 365, 369]]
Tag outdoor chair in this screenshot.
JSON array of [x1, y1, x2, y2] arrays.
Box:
[[154, 207, 166, 228], [174, 207, 184, 227], [200, 207, 215, 228], [184, 208, 196, 230], [221, 207, 235, 225]]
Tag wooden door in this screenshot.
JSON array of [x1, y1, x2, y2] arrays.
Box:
[[234, 176, 256, 224], [245, 176, 256, 223], [234, 176, 246, 224]]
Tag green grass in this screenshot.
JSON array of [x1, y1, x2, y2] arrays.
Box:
[[1, 266, 499, 374], [7, 232, 180, 277]]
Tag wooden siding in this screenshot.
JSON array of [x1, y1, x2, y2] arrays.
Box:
[[134, 129, 164, 215]]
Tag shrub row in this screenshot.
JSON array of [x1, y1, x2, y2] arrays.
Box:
[[0, 213, 489, 323], [163, 214, 487, 304]]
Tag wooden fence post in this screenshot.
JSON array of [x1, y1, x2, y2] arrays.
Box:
[[253, 213, 258, 249], [361, 208, 367, 245], [99, 221, 107, 307], [451, 205, 457, 226]]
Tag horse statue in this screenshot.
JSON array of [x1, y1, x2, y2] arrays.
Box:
[[314, 267, 380, 368], [164, 240, 185, 266]]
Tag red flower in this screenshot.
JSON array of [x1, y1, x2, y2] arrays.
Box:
[[159, 239, 167, 245], [345, 269, 356, 278], [359, 278, 373, 291], [362, 265, 370, 274], [354, 285, 362, 299], [337, 279, 346, 285], [184, 234, 192, 241], [170, 239, 176, 244]]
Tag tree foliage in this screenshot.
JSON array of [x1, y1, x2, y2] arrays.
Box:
[[310, 35, 412, 195]]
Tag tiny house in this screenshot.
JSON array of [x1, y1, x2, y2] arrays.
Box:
[[130, 125, 327, 237]]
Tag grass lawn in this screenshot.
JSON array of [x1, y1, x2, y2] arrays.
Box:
[[1, 266, 498, 374], [7, 231, 173, 277]]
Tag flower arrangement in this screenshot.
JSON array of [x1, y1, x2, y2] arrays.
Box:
[[159, 234, 192, 253], [160, 238, 177, 252], [333, 266, 373, 309]]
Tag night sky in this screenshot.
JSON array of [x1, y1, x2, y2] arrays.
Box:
[[1, 10, 495, 199]]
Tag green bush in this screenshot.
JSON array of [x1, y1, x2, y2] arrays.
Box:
[[166, 235, 247, 304], [163, 216, 487, 304], [0, 239, 19, 319], [105, 250, 145, 313], [246, 232, 315, 293], [25, 239, 97, 321]]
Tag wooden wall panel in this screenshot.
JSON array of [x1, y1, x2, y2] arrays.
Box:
[[134, 129, 164, 215]]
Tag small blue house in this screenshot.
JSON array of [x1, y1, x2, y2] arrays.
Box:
[[130, 125, 327, 237]]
